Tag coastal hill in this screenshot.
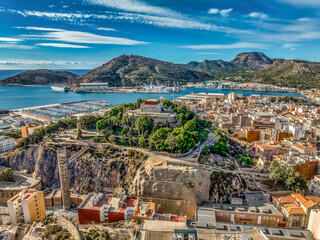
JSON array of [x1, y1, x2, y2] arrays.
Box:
[[241, 59, 320, 89], [1, 52, 320, 89], [75, 54, 211, 87], [0, 69, 78, 86], [184, 52, 274, 74]]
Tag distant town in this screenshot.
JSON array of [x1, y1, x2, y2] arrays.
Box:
[[0, 88, 320, 240]]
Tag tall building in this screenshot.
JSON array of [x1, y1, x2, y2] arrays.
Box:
[[7, 189, 46, 224], [0, 136, 15, 153]]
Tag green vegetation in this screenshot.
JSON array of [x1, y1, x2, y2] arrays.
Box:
[[79, 115, 101, 130], [0, 168, 14, 182], [17, 118, 77, 148], [42, 224, 71, 240], [182, 180, 195, 188], [95, 99, 211, 154], [0, 130, 21, 139], [268, 160, 308, 193], [239, 60, 320, 90], [86, 229, 111, 240], [210, 131, 229, 157], [237, 153, 254, 167]]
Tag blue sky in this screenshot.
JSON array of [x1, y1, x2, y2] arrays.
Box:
[[0, 0, 320, 69]]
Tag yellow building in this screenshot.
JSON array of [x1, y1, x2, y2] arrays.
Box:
[[7, 189, 46, 224]]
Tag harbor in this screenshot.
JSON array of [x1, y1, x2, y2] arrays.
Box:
[[17, 100, 110, 123]]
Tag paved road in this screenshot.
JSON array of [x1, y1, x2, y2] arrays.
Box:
[[179, 131, 218, 160]]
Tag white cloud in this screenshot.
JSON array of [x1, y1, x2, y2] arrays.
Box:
[[36, 43, 91, 48], [97, 27, 118, 32], [8, 9, 243, 34], [248, 12, 268, 19], [181, 42, 267, 50], [219, 8, 233, 17], [0, 37, 22, 42], [208, 8, 233, 17], [282, 43, 298, 50], [83, 0, 179, 17], [0, 43, 34, 49], [17, 26, 147, 45], [208, 8, 219, 14], [278, 0, 320, 7]]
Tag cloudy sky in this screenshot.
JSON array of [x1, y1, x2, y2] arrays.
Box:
[[0, 0, 320, 69]]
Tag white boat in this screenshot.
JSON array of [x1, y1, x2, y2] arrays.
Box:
[[51, 85, 68, 92]]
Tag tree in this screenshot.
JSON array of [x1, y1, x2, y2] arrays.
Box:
[[165, 133, 178, 152], [135, 115, 154, 136], [238, 154, 254, 167], [138, 136, 146, 147], [96, 119, 109, 132], [184, 119, 196, 132], [268, 160, 308, 193], [149, 127, 172, 151], [79, 115, 99, 130], [0, 168, 14, 182]]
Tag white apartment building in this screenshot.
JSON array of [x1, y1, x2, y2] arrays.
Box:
[[0, 136, 15, 153], [311, 176, 320, 196], [289, 124, 306, 139]]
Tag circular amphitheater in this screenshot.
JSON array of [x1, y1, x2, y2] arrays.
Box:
[[0, 167, 41, 204]]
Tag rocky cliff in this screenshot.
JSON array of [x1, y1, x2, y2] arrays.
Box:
[[130, 156, 211, 217], [0, 144, 147, 193]]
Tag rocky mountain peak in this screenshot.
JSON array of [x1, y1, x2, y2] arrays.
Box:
[[230, 52, 273, 69]]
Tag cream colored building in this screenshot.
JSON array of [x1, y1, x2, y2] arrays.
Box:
[[7, 189, 46, 224], [308, 209, 320, 240]]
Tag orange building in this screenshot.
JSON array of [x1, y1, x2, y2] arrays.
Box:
[[246, 129, 260, 143], [7, 189, 46, 224], [132, 202, 155, 221], [21, 123, 43, 138], [272, 194, 320, 228]]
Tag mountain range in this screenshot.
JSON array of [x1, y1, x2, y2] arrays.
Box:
[[1, 52, 320, 89]]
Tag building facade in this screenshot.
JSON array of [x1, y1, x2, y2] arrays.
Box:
[[7, 189, 46, 224], [0, 136, 15, 153]]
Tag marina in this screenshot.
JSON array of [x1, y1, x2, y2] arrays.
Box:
[[18, 100, 110, 123]]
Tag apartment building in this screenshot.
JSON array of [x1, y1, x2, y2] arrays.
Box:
[[308, 209, 320, 240], [311, 176, 320, 196], [7, 189, 46, 224], [0, 136, 15, 153], [204, 192, 284, 227], [78, 193, 138, 224], [272, 194, 320, 228]]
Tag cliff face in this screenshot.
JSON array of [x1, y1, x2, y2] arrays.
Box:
[[129, 156, 211, 217], [0, 145, 59, 188], [0, 144, 147, 193]]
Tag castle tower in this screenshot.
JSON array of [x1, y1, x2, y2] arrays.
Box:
[[57, 147, 71, 210]]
